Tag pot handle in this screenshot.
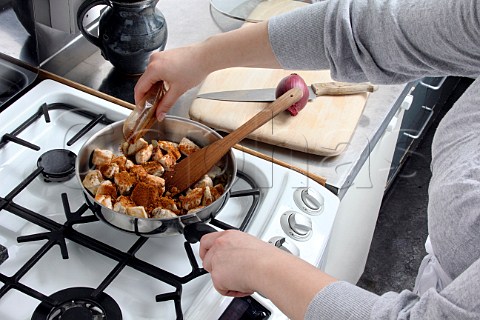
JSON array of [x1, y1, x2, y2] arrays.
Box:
[[184, 223, 217, 243], [77, 0, 110, 51]]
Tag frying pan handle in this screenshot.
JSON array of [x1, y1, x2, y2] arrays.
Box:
[[184, 223, 217, 243]]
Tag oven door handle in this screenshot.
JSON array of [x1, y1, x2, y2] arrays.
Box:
[[403, 105, 434, 139], [418, 77, 447, 91]]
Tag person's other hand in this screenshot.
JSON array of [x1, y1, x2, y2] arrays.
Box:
[[134, 45, 209, 121], [199, 230, 286, 297]]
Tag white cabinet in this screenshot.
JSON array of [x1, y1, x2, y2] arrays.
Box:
[[320, 105, 406, 283]]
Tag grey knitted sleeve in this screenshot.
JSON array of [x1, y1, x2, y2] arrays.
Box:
[[268, 0, 480, 83]]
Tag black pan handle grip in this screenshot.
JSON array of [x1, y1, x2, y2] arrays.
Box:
[[184, 223, 217, 243]]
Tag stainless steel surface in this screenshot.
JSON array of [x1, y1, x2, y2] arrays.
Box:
[[0, 0, 100, 76], [76, 116, 237, 237], [0, 57, 37, 109], [38, 25, 99, 76], [51, 0, 410, 199], [197, 86, 316, 102], [0, 1, 37, 66]]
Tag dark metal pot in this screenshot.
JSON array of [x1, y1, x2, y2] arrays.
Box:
[[75, 116, 236, 239]]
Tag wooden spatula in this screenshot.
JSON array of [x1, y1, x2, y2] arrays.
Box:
[[164, 87, 303, 195]]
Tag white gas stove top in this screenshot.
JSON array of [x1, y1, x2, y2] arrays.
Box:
[[0, 80, 339, 320]]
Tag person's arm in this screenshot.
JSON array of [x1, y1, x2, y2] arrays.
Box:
[[134, 21, 279, 120], [199, 230, 337, 320], [269, 0, 480, 83]]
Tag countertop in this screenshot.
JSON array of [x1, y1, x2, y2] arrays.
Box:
[[2, 0, 412, 199]]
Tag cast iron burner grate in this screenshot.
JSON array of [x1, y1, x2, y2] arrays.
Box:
[[0, 101, 261, 320], [31, 287, 122, 320], [37, 149, 77, 182]]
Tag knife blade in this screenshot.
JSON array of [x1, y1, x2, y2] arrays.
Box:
[[197, 82, 378, 102]]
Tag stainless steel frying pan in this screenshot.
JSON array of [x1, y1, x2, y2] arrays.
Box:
[[75, 116, 236, 238]]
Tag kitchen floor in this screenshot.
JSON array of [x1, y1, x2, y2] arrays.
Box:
[[356, 77, 474, 295]]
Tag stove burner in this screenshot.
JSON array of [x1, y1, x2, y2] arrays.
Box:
[[37, 149, 77, 182], [32, 287, 122, 320]]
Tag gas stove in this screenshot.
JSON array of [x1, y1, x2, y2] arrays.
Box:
[[0, 79, 339, 320]]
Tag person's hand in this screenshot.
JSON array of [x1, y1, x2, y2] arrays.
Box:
[[200, 229, 337, 320], [199, 230, 286, 297], [134, 21, 278, 121], [134, 45, 210, 121]]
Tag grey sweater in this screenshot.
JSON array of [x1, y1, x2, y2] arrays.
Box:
[[269, 0, 480, 319]]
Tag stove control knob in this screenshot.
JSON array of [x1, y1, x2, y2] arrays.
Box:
[[294, 187, 324, 215], [281, 211, 313, 241], [268, 236, 300, 256]]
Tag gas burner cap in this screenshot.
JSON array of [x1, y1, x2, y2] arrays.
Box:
[[31, 287, 122, 320], [37, 149, 77, 182]]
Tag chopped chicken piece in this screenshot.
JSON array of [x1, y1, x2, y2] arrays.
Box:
[[129, 164, 148, 181], [82, 170, 104, 195], [179, 187, 204, 211], [135, 144, 153, 164], [156, 196, 179, 213], [92, 149, 113, 166], [98, 162, 120, 179], [121, 141, 129, 155], [194, 175, 213, 189], [144, 174, 165, 191], [178, 137, 200, 156], [125, 138, 148, 156], [151, 208, 177, 219], [212, 184, 225, 200], [113, 195, 136, 214], [95, 195, 113, 209], [157, 140, 181, 160], [142, 161, 165, 176], [202, 186, 214, 206], [151, 142, 163, 162], [131, 182, 159, 208], [156, 153, 177, 170], [126, 206, 148, 219], [111, 155, 128, 171], [114, 171, 136, 195], [95, 181, 117, 210], [207, 165, 223, 179], [187, 206, 205, 214], [96, 180, 117, 198], [125, 159, 134, 169]]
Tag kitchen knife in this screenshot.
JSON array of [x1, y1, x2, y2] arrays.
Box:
[[197, 82, 378, 102]]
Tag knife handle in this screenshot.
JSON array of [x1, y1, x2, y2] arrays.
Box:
[[311, 82, 378, 96]]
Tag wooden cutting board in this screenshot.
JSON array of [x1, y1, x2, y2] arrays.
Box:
[[189, 68, 368, 156], [189, 0, 368, 157]]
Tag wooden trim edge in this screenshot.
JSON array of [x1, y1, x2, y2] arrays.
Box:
[[233, 144, 327, 186], [38, 69, 136, 110]]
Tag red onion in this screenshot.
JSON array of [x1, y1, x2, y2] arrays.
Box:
[[275, 73, 309, 116]]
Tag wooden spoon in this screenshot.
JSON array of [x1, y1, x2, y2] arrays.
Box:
[[123, 81, 167, 144], [164, 87, 304, 196]]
